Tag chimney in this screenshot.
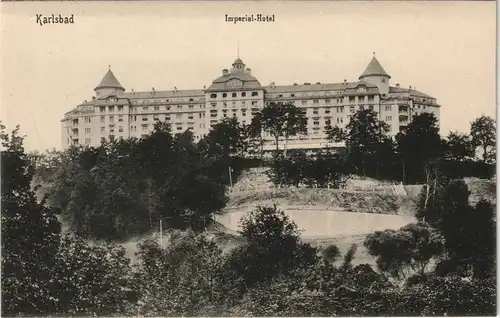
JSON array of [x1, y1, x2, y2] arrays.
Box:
[[396, 83, 400, 88], [222, 69, 229, 76], [246, 68, 251, 75], [131, 88, 135, 94], [92, 97, 96, 100], [174, 86, 178, 93], [409, 85, 412, 90], [152, 87, 155, 95], [203, 85, 206, 89], [316, 82, 321, 85], [343, 79, 347, 87], [304, 82, 311, 85], [270, 82, 276, 88], [293, 83, 298, 86]]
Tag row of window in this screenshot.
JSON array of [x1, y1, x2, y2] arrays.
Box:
[[348, 96, 375, 103], [210, 91, 259, 99], [130, 97, 199, 105], [81, 114, 396, 136], [131, 105, 204, 112], [272, 90, 345, 99], [100, 126, 124, 133], [211, 100, 259, 108], [73, 105, 423, 130], [99, 106, 124, 113]]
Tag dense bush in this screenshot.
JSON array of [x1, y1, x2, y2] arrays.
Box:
[[364, 222, 444, 279], [395, 275, 496, 316], [418, 179, 496, 279], [267, 150, 352, 188], [131, 232, 234, 316], [225, 205, 318, 290], [50, 234, 133, 316]]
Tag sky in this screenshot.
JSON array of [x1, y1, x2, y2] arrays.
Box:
[[0, 1, 496, 152]]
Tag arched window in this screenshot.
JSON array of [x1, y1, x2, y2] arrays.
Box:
[[210, 93, 217, 98], [222, 93, 227, 98], [232, 93, 237, 98], [241, 92, 246, 97], [251, 91, 258, 97]]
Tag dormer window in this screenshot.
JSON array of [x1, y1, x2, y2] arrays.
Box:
[[210, 93, 217, 98], [242, 92, 246, 97], [232, 93, 237, 97], [222, 93, 227, 98], [251, 92, 258, 97], [357, 87, 367, 93]]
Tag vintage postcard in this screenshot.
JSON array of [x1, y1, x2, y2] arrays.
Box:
[[1, 1, 496, 317]]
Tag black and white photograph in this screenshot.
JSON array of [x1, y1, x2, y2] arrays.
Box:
[[1, 1, 497, 316]]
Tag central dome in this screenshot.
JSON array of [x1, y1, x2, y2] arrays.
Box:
[[206, 57, 262, 91], [233, 58, 244, 65]]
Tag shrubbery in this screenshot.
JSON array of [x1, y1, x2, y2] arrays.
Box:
[[2, 117, 496, 317]]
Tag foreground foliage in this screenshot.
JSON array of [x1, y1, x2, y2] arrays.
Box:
[[2, 122, 496, 317]]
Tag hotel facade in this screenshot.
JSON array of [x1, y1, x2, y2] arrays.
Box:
[[61, 55, 440, 151]]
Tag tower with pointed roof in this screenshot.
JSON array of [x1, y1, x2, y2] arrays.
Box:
[[359, 53, 391, 95], [94, 67, 125, 97]]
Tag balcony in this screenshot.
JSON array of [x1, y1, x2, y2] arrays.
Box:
[[398, 105, 410, 113]]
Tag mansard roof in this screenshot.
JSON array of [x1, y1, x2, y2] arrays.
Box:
[[206, 73, 262, 91], [389, 86, 435, 99], [264, 81, 378, 93]]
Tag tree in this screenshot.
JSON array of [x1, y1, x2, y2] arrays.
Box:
[[418, 160, 449, 213], [227, 205, 317, 288], [244, 112, 265, 159], [321, 244, 341, 263], [396, 113, 444, 183], [470, 115, 496, 163], [1, 124, 62, 315], [260, 102, 307, 157], [419, 179, 495, 279], [341, 109, 389, 176], [202, 117, 247, 160], [445, 131, 475, 162], [325, 125, 347, 143], [51, 234, 132, 316], [364, 222, 444, 279], [133, 232, 231, 316]]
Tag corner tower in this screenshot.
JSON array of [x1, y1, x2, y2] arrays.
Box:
[[359, 53, 391, 95], [94, 67, 125, 97]]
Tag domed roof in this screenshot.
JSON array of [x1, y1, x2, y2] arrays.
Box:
[[206, 58, 260, 91], [359, 55, 391, 79], [233, 58, 244, 65], [207, 72, 262, 91], [94, 68, 125, 91]]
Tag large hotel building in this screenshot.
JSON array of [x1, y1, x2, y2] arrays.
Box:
[[61, 54, 440, 151]]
